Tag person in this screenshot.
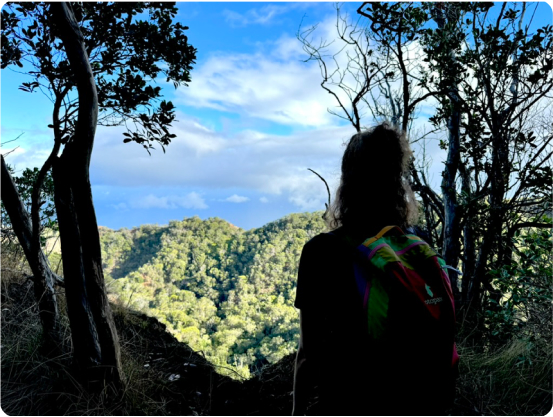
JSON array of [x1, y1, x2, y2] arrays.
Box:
[[292, 123, 457, 416]]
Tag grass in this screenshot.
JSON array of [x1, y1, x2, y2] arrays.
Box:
[[1, 247, 551, 415], [0, 263, 211, 415], [453, 328, 552, 415]]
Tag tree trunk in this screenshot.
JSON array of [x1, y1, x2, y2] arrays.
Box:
[[51, 2, 123, 390], [469, 129, 508, 313], [435, 4, 462, 305], [441, 121, 462, 305], [1, 155, 61, 352], [459, 164, 476, 313], [52, 160, 102, 372]]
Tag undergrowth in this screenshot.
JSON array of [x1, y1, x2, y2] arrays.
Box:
[[454, 336, 552, 415], [1, 260, 224, 416], [1, 246, 551, 415]]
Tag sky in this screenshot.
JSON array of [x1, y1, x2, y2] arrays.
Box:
[[1, 2, 552, 231]]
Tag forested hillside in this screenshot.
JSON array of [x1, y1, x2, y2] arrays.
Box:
[[3, 211, 550, 414], [100, 213, 326, 378]]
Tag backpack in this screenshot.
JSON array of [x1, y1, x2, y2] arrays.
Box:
[[344, 225, 459, 414]]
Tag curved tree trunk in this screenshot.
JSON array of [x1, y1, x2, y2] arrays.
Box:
[[51, 2, 123, 391]]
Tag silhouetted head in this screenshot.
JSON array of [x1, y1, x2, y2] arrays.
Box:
[[328, 122, 418, 236]]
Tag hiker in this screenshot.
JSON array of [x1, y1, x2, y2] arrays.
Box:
[[292, 123, 458, 416]]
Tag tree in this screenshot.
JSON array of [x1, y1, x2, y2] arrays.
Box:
[[1, 161, 57, 246], [1, 2, 196, 390], [97, 213, 326, 378], [1, 156, 63, 352], [1, 160, 61, 347], [417, 2, 552, 319], [299, 2, 552, 325]]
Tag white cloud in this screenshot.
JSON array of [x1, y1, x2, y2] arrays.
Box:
[[90, 116, 353, 211], [175, 40, 340, 128], [131, 192, 208, 210], [4, 6, 452, 218], [289, 195, 325, 211], [178, 121, 226, 155], [1, 146, 51, 173], [269, 34, 305, 61], [222, 4, 300, 27], [224, 194, 249, 203], [176, 12, 420, 130], [0, 147, 25, 157], [285, 169, 336, 212]]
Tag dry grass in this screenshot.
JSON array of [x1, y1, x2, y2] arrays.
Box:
[[454, 333, 552, 415], [0, 266, 207, 415], [2, 303, 187, 415], [2, 245, 551, 416], [1, 244, 161, 414]]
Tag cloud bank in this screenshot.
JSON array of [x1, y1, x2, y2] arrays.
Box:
[[90, 116, 353, 211]]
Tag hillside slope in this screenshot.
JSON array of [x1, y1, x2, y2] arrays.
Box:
[[1, 274, 297, 415], [99, 213, 326, 378]]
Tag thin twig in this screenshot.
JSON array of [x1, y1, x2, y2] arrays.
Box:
[[1, 133, 24, 146], [307, 168, 331, 211], [1, 146, 21, 158]]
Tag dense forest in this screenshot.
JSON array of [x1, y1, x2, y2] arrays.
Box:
[[99, 213, 326, 378]]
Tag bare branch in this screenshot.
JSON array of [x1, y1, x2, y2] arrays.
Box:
[[307, 168, 331, 214]]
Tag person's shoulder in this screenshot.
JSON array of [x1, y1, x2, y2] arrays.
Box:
[[306, 231, 335, 244], [303, 229, 345, 254]]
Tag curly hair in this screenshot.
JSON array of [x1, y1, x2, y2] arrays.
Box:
[[328, 122, 419, 234]]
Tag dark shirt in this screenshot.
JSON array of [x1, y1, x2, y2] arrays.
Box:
[[294, 230, 373, 415], [294, 228, 456, 416]]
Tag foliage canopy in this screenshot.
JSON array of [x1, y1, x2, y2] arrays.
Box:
[[1, 2, 196, 151], [100, 213, 327, 378]]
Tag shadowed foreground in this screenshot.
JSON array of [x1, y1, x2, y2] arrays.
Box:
[[1, 274, 551, 415], [1, 276, 296, 416]]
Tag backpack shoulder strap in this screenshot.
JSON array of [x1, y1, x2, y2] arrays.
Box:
[[363, 225, 405, 246]]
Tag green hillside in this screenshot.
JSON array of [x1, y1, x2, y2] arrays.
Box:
[[3, 212, 551, 415], [100, 212, 327, 378]]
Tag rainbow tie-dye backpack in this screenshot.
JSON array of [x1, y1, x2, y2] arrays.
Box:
[[345, 225, 459, 412]]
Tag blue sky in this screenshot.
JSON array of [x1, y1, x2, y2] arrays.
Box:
[[2, 2, 552, 231]]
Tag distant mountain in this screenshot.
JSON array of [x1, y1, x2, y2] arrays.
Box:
[[100, 212, 327, 378]]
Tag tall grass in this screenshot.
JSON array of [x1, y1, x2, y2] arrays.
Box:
[[454, 336, 552, 415], [1, 268, 179, 415], [2, 241, 551, 415]]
